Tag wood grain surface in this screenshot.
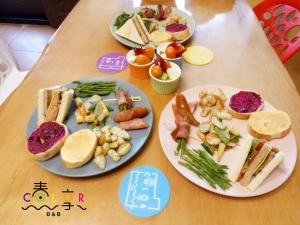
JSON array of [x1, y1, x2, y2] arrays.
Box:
[[0, 0, 299, 224]]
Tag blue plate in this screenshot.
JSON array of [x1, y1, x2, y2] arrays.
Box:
[[26, 77, 153, 177]]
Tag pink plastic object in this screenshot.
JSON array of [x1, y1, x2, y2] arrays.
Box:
[[254, 0, 300, 62]]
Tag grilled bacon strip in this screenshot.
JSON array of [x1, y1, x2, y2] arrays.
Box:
[[116, 89, 133, 110], [119, 118, 149, 130], [155, 4, 172, 20]]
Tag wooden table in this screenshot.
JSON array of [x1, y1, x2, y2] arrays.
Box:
[[1, 0, 299, 224]]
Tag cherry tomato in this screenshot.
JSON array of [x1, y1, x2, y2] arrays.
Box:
[[135, 55, 151, 65], [162, 60, 171, 70], [144, 47, 155, 59], [151, 65, 163, 78], [175, 44, 185, 57], [166, 46, 176, 59]]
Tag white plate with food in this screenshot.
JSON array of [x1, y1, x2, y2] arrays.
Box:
[[110, 4, 196, 48], [26, 77, 153, 177], [159, 85, 297, 197]]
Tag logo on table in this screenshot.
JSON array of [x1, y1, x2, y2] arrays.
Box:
[[119, 166, 170, 218], [21, 181, 87, 216], [96, 53, 128, 73]]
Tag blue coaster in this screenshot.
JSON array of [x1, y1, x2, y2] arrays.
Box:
[[119, 166, 170, 218]]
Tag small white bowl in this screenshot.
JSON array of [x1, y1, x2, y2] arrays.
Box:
[[149, 62, 181, 94], [157, 42, 184, 68]]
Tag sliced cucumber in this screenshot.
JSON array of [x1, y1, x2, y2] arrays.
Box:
[[161, 72, 170, 80]]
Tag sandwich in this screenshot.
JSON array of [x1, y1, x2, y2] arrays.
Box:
[[115, 15, 151, 45], [235, 137, 285, 191], [38, 86, 74, 125]]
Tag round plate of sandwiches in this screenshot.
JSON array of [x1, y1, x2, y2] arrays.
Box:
[[159, 85, 297, 197], [110, 4, 196, 48], [25, 77, 153, 177]]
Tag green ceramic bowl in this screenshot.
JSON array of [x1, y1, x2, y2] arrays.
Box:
[[149, 62, 181, 95]]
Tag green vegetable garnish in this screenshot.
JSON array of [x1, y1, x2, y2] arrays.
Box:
[[107, 105, 114, 112], [114, 12, 133, 29], [214, 126, 229, 144], [230, 134, 242, 143], [119, 103, 128, 111], [201, 143, 214, 156], [143, 20, 152, 31], [88, 102, 97, 111], [179, 149, 231, 190], [99, 117, 107, 127], [251, 137, 260, 150], [72, 81, 116, 97], [176, 138, 186, 156], [161, 73, 169, 80]]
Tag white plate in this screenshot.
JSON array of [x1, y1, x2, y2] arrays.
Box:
[[159, 85, 297, 197], [110, 5, 196, 48]]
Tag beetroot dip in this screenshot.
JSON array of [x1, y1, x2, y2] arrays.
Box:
[[229, 91, 262, 113], [27, 121, 65, 154], [166, 23, 187, 32]]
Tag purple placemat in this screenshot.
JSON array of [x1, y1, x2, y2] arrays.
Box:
[[96, 52, 128, 74]]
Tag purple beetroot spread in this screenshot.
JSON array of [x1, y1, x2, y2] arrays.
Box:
[[27, 121, 66, 154], [229, 91, 262, 113], [166, 23, 187, 32]]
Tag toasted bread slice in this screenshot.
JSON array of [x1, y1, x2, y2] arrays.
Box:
[[248, 111, 291, 140], [61, 129, 97, 168]]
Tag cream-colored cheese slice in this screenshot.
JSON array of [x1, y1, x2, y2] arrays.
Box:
[[183, 46, 214, 66], [61, 129, 97, 168]]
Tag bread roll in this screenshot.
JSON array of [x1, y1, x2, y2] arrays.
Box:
[[151, 31, 173, 46], [248, 111, 291, 140], [61, 129, 97, 168]]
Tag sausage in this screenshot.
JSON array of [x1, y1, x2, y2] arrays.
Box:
[[176, 94, 200, 126], [132, 107, 148, 118], [113, 107, 149, 122], [113, 109, 133, 122]]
